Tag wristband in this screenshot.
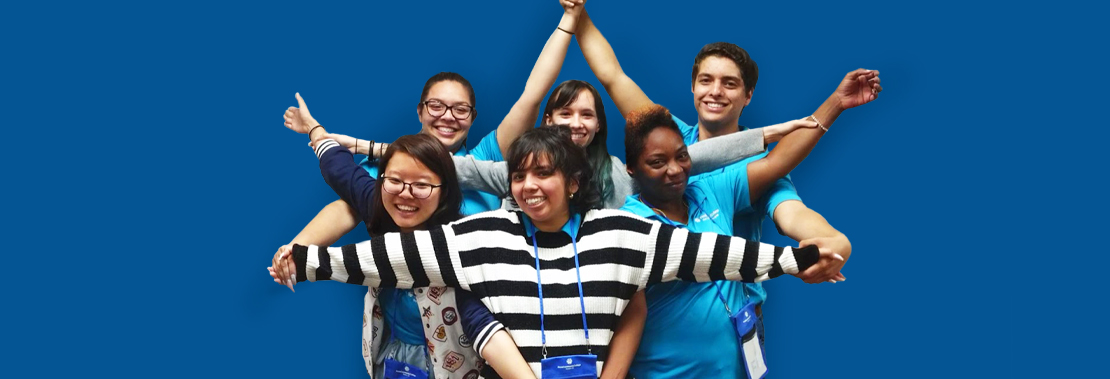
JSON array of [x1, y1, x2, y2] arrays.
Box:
[[809, 115, 828, 132], [308, 124, 323, 136], [557, 26, 574, 35]]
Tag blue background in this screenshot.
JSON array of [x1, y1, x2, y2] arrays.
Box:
[[3, 0, 1105, 377]]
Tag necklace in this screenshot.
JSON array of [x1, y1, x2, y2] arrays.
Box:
[[638, 194, 689, 223]]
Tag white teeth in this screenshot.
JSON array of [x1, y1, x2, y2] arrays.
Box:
[[525, 197, 546, 205], [436, 126, 456, 134], [706, 102, 725, 109], [397, 205, 418, 212]]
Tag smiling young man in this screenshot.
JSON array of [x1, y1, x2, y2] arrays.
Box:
[[572, 4, 881, 379]]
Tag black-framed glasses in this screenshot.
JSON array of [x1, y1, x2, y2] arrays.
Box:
[[421, 100, 473, 119], [380, 176, 443, 199]]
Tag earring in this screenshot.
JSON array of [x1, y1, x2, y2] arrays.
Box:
[[570, 192, 576, 199]]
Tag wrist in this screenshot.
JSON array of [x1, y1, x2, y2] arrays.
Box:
[[558, 13, 577, 34]]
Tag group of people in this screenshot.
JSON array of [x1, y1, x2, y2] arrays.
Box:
[[267, 1, 882, 378]]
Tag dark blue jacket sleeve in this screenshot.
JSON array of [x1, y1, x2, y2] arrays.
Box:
[[315, 139, 377, 224], [456, 288, 503, 353]]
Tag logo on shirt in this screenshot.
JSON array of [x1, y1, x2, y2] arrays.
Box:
[[693, 209, 720, 223], [458, 333, 472, 348], [463, 370, 479, 379]]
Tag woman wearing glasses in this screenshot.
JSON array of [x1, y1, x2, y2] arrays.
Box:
[[269, 126, 838, 378], [276, 2, 595, 378]]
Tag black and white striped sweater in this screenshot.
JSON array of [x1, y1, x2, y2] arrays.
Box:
[[292, 208, 817, 378]]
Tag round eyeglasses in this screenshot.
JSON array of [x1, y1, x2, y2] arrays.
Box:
[[381, 176, 443, 199], [422, 100, 473, 119]]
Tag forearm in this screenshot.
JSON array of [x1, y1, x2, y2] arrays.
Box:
[[496, 13, 577, 156], [452, 155, 511, 196], [774, 201, 843, 241], [600, 291, 646, 379], [291, 225, 462, 288], [687, 128, 765, 175], [481, 331, 537, 379], [289, 199, 359, 247], [655, 227, 819, 283], [747, 96, 845, 199], [576, 10, 652, 117]]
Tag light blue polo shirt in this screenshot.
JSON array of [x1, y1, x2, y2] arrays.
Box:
[[620, 168, 754, 379], [675, 115, 803, 306], [360, 130, 504, 217]]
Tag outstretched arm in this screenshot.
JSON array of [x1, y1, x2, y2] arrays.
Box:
[[775, 201, 851, 284], [686, 118, 818, 176], [600, 291, 646, 379], [745, 69, 882, 201], [633, 211, 836, 285], [456, 289, 537, 378], [494, 0, 586, 157], [452, 155, 511, 197], [576, 8, 653, 118]]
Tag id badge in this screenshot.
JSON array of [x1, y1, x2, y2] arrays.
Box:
[[383, 357, 430, 379], [731, 302, 767, 379], [540, 354, 597, 379]]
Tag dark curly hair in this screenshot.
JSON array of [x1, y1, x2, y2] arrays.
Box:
[[506, 126, 603, 215], [624, 104, 683, 166]]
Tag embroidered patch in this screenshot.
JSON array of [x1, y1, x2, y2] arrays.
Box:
[[442, 307, 458, 325], [426, 338, 436, 355], [422, 306, 433, 320], [363, 338, 369, 357], [442, 351, 465, 372], [432, 325, 448, 342], [373, 305, 383, 320], [458, 333, 472, 348], [427, 287, 447, 305], [463, 369, 479, 379]]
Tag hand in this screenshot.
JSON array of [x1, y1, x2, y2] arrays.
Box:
[[761, 117, 819, 144], [834, 69, 882, 110], [283, 92, 321, 134], [560, 0, 585, 18], [795, 235, 851, 284], [267, 245, 297, 292], [309, 132, 359, 153]]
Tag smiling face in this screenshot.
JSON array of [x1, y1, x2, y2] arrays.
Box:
[[629, 127, 691, 204], [691, 56, 753, 129], [544, 89, 600, 148], [510, 153, 578, 232], [417, 80, 474, 152], [381, 151, 442, 232]]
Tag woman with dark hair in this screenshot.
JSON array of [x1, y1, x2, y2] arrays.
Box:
[[449, 77, 817, 210], [270, 124, 536, 379], [270, 126, 839, 378]]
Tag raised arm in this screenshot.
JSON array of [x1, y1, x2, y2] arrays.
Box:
[[575, 8, 653, 118], [315, 139, 379, 220], [494, 0, 586, 157], [745, 69, 882, 201], [452, 155, 511, 197]]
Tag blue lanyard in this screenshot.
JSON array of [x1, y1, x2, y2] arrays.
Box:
[[638, 195, 746, 315], [530, 224, 590, 359]]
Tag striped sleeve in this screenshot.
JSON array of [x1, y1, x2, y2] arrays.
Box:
[[291, 224, 467, 288], [645, 221, 819, 283]]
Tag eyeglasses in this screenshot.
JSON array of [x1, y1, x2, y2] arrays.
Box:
[[421, 100, 473, 119], [380, 176, 443, 199]]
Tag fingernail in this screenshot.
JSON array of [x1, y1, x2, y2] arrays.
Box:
[[833, 254, 844, 261], [828, 279, 836, 283]]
